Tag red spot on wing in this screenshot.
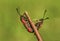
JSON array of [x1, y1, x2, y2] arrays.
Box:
[[21, 18, 33, 33], [27, 27, 33, 32], [21, 18, 26, 24]]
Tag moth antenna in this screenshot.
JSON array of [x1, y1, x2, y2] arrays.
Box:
[[16, 7, 21, 16], [43, 9, 47, 19]]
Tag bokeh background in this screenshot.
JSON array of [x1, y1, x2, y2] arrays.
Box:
[[0, 0, 60, 41]]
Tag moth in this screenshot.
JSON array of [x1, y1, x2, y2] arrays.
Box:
[[16, 8, 49, 33]]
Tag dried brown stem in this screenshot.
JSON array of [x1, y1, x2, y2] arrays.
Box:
[[24, 11, 43, 41]]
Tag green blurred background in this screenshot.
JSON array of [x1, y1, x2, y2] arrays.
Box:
[[0, 0, 60, 41]]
